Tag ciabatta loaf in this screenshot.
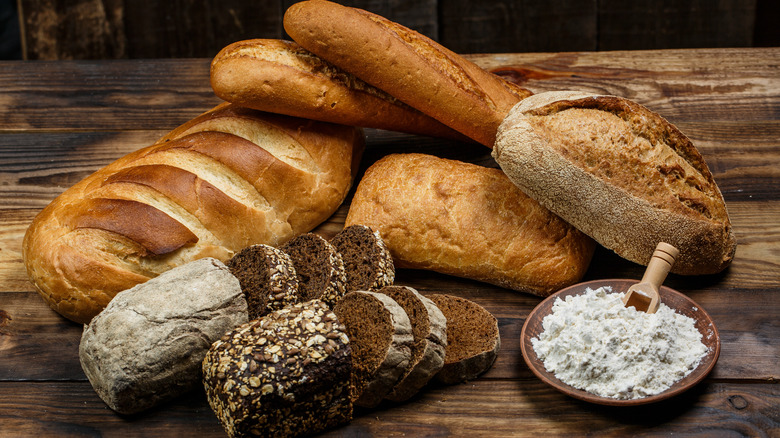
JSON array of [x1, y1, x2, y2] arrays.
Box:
[[493, 91, 736, 275], [211, 39, 470, 142], [283, 0, 532, 146], [345, 153, 595, 296], [23, 103, 364, 323]]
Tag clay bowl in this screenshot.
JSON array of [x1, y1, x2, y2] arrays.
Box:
[[521, 279, 720, 406]]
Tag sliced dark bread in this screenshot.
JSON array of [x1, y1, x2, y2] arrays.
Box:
[[281, 233, 347, 307], [227, 244, 299, 319], [428, 294, 500, 384], [378, 286, 447, 402], [333, 290, 414, 408], [331, 224, 395, 292], [202, 299, 352, 438]]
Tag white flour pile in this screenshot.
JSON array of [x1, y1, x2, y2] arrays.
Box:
[[531, 286, 708, 399]]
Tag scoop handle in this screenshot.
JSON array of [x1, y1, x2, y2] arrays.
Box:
[[641, 242, 680, 288]]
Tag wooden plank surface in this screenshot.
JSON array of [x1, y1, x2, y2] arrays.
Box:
[[0, 49, 779, 435]]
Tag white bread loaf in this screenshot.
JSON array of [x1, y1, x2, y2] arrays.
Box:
[[283, 0, 532, 146], [23, 103, 364, 323], [493, 91, 736, 275]]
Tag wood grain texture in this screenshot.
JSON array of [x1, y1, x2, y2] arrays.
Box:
[[0, 49, 778, 435]]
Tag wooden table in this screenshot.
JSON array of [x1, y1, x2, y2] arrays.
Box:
[[1, 48, 778, 436]]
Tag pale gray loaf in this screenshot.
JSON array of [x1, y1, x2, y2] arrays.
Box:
[[79, 257, 248, 414], [493, 91, 736, 275]]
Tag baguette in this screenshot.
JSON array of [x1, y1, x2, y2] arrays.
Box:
[[493, 91, 736, 275], [345, 153, 596, 296], [23, 103, 364, 323], [283, 0, 532, 146], [211, 39, 471, 142]]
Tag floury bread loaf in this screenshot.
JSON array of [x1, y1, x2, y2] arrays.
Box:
[[493, 91, 736, 275], [283, 0, 532, 146], [23, 103, 364, 323], [345, 154, 596, 296], [210, 39, 470, 142]]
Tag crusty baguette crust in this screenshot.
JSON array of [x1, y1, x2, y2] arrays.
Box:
[[283, 0, 532, 146], [345, 153, 595, 296], [23, 103, 364, 323], [210, 39, 471, 142], [493, 91, 736, 275]]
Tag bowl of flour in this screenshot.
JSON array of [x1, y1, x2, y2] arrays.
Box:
[[521, 279, 720, 406]]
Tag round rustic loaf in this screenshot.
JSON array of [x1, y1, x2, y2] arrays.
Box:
[[331, 224, 395, 292], [281, 233, 347, 307], [202, 299, 352, 438], [226, 244, 299, 319]]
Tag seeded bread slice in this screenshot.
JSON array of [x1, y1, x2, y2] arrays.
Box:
[[227, 244, 299, 319], [331, 224, 395, 292], [333, 290, 414, 408], [202, 299, 352, 438], [281, 233, 347, 307], [378, 286, 447, 402], [428, 294, 500, 384]]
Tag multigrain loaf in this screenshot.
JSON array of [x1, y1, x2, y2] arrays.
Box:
[[331, 224, 395, 293], [226, 244, 299, 319], [493, 91, 736, 275], [211, 38, 470, 142], [333, 290, 414, 408], [281, 233, 347, 307], [202, 299, 352, 438], [283, 0, 532, 146], [378, 286, 447, 402], [428, 294, 500, 384], [23, 103, 364, 323], [345, 153, 596, 296]]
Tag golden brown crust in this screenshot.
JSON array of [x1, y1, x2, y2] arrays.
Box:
[[23, 103, 364, 324], [345, 153, 595, 296], [283, 0, 532, 146], [493, 91, 736, 275], [210, 39, 471, 142]]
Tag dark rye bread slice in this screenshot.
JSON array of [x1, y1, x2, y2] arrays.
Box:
[[281, 233, 347, 307], [378, 286, 446, 402], [226, 244, 299, 320], [333, 290, 414, 408], [331, 224, 395, 292], [428, 294, 500, 384], [202, 299, 352, 438]]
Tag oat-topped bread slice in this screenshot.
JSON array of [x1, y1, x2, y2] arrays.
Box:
[[227, 244, 299, 319], [428, 294, 500, 384], [333, 290, 414, 408], [281, 233, 347, 307], [378, 286, 446, 402], [202, 299, 352, 438], [331, 224, 395, 292]]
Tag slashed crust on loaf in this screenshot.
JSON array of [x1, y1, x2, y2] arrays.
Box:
[[211, 39, 470, 141], [23, 103, 364, 323], [493, 91, 736, 275], [283, 0, 531, 146], [345, 153, 595, 296]]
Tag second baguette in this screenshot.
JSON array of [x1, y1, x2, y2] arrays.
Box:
[[345, 154, 595, 296]]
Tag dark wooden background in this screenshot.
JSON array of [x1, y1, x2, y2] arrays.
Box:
[[3, 0, 779, 61]]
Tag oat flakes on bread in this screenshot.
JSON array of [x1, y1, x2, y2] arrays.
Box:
[[281, 233, 347, 307], [331, 224, 395, 293], [428, 294, 500, 384], [226, 244, 299, 319], [493, 91, 736, 275]]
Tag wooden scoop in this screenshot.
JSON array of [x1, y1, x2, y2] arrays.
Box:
[[622, 242, 680, 313]]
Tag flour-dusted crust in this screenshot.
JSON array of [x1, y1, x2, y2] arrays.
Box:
[[493, 91, 736, 275], [379, 286, 447, 402], [429, 294, 500, 384], [334, 290, 414, 408], [345, 153, 595, 297], [23, 103, 364, 323], [283, 0, 531, 146]]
